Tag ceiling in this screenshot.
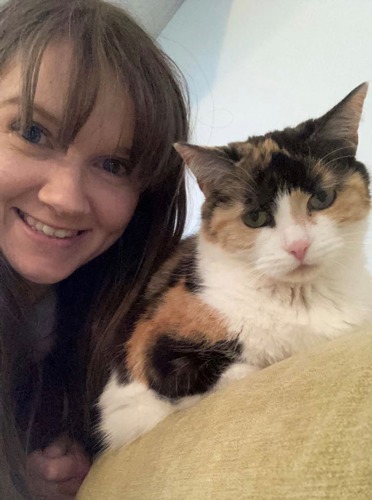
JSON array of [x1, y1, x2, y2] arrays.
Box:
[[117, 0, 185, 38]]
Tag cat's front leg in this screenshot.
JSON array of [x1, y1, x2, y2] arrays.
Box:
[[97, 372, 176, 451]]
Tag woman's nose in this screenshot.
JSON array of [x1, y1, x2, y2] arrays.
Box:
[[38, 164, 90, 217]]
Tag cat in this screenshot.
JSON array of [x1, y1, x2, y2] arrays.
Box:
[[98, 82, 372, 451]]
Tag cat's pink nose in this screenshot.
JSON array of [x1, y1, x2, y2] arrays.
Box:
[[286, 240, 310, 261]]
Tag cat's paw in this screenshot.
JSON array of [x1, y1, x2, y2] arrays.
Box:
[[98, 373, 174, 450], [217, 362, 259, 388]]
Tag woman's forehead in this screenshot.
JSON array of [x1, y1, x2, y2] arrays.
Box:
[[0, 40, 135, 156], [72, 87, 135, 155], [35, 40, 134, 123], [0, 39, 136, 152]]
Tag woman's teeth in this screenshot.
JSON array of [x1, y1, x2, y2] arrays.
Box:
[[20, 212, 79, 239]]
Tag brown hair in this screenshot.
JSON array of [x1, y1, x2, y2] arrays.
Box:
[[0, 0, 189, 496]]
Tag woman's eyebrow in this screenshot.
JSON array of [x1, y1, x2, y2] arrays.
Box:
[[114, 145, 131, 157], [0, 95, 61, 126]]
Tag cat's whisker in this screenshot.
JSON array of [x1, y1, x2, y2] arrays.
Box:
[[321, 154, 354, 169], [341, 238, 369, 245], [244, 260, 277, 277], [318, 145, 353, 163], [254, 262, 290, 274], [331, 259, 352, 271], [312, 240, 344, 254], [255, 254, 284, 265], [337, 229, 369, 236], [312, 145, 354, 170]]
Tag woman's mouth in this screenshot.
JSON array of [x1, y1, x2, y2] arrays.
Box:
[[16, 208, 84, 240]]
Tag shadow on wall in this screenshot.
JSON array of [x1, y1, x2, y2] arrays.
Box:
[[158, 0, 235, 236], [158, 0, 307, 124], [158, 0, 234, 127]]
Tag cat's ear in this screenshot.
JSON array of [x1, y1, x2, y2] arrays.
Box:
[[315, 82, 368, 151], [174, 142, 234, 193]]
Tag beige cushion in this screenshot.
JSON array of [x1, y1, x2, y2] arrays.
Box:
[[79, 328, 372, 500]]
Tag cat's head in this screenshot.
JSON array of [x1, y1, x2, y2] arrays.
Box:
[[175, 83, 370, 284]]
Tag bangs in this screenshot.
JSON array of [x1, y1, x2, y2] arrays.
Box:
[[17, 13, 105, 148], [2, 0, 188, 191]]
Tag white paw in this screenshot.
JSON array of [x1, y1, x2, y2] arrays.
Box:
[[217, 362, 259, 388], [98, 373, 174, 450]]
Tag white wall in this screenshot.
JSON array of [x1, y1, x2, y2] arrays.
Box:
[[159, 0, 372, 268]]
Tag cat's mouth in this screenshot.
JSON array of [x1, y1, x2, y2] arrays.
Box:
[[296, 262, 314, 270], [291, 263, 316, 272]]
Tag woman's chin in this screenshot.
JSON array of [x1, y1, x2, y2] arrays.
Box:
[[12, 264, 75, 286]]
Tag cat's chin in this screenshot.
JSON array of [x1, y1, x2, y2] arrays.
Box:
[[285, 263, 320, 283]]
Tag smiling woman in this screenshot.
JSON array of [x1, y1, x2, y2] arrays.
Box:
[[0, 0, 189, 498], [0, 40, 139, 284]]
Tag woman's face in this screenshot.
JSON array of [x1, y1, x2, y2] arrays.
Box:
[[0, 41, 139, 284]]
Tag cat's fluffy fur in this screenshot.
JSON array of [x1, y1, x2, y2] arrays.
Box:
[[98, 83, 372, 451]]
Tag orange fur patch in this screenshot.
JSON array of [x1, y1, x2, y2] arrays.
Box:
[[125, 282, 230, 383], [316, 172, 370, 223], [234, 138, 283, 167], [202, 202, 258, 252]]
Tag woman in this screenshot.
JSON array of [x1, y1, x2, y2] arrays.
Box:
[[0, 0, 189, 498]]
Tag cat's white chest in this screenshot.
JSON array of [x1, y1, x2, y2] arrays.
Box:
[[199, 261, 372, 367]]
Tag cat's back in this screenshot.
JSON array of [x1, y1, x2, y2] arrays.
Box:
[[144, 236, 200, 303]]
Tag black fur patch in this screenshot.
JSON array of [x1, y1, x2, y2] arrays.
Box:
[[139, 250, 201, 323], [221, 144, 242, 163], [183, 254, 202, 293], [167, 252, 201, 293], [253, 152, 319, 205], [241, 152, 322, 226], [269, 125, 370, 184], [149, 334, 242, 400]]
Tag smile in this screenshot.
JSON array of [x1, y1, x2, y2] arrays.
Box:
[[16, 209, 83, 239]]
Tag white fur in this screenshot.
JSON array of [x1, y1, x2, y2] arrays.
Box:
[[99, 193, 372, 450], [98, 373, 204, 450], [98, 375, 177, 450], [217, 363, 259, 387]]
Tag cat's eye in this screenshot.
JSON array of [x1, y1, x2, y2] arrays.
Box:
[[308, 188, 336, 211], [243, 210, 270, 228]]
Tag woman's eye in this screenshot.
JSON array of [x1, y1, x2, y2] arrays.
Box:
[[308, 188, 336, 211], [12, 122, 49, 146], [100, 158, 130, 177], [243, 209, 270, 228]]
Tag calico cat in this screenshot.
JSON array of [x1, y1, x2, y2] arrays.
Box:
[[98, 83, 372, 451]]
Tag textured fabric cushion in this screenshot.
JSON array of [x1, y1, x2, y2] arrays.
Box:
[[79, 328, 372, 500]]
